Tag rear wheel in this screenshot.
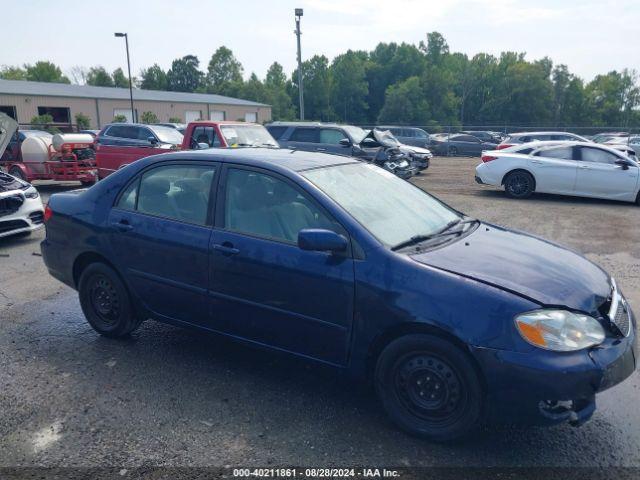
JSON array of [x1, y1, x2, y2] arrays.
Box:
[[78, 263, 142, 338], [504, 170, 535, 199], [9, 166, 26, 181], [448, 146, 458, 156], [375, 334, 483, 441]]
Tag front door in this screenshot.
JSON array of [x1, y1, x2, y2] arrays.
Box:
[[574, 146, 639, 201], [108, 162, 218, 326], [208, 166, 355, 365], [528, 145, 578, 195]]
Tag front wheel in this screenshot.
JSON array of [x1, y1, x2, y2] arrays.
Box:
[[78, 263, 143, 338], [375, 334, 483, 442], [504, 170, 535, 199]]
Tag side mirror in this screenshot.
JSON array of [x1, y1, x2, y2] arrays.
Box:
[[148, 136, 158, 146], [197, 142, 209, 149], [339, 138, 351, 147], [361, 138, 378, 147], [298, 229, 348, 253], [615, 159, 631, 170]]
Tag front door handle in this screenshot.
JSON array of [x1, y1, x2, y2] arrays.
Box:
[[212, 243, 240, 255], [111, 219, 133, 232], [316, 147, 327, 152], [579, 165, 590, 169]]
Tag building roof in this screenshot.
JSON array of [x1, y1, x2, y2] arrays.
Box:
[[0, 79, 269, 107]]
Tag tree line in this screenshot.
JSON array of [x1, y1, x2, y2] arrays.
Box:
[[2, 32, 639, 128]]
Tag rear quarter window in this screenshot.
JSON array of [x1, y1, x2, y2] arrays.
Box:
[[266, 126, 288, 140]]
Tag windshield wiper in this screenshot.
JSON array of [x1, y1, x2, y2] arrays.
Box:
[[391, 219, 462, 251]]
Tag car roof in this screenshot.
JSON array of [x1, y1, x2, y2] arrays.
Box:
[[504, 141, 626, 155], [266, 121, 360, 129], [137, 147, 360, 173], [509, 131, 581, 137]]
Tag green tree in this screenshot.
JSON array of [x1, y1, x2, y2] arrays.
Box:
[[112, 114, 127, 123], [25, 61, 70, 83], [291, 55, 333, 121], [140, 64, 168, 90], [168, 116, 182, 123], [242, 73, 266, 103], [378, 76, 430, 124], [330, 50, 369, 122], [140, 111, 159, 124], [86, 67, 114, 87], [112, 68, 129, 88], [206, 46, 244, 95], [30, 114, 60, 133], [167, 55, 203, 92], [264, 62, 295, 120], [0, 65, 27, 80], [75, 113, 91, 129]]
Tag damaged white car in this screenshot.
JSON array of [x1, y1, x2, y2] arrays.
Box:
[[0, 113, 45, 238]]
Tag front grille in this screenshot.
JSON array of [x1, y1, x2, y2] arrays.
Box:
[[612, 300, 631, 337], [0, 194, 24, 216], [0, 219, 29, 234], [29, 211, 44, 225]]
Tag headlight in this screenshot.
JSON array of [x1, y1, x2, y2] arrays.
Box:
[[515, 309, 605, 351], [24, 189, 39, 199]]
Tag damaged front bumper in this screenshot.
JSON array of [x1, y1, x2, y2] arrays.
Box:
[[470, 307, 637, 427]]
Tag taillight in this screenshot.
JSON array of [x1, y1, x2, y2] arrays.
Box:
[[496, 144, 513, 150], [43, 204, 53, 223], [481, 155, 498, 163]]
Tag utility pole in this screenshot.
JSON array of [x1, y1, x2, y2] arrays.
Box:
[[294, 9, 304, 120], [115, 32, 135, 123]]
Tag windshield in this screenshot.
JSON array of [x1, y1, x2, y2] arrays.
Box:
[[303, 163, 461, 247], [221, 125, 278, 147], [343, 126, 368, 144], [149, 126, 184, 144]]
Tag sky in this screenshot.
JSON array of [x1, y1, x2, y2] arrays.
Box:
[[2, 0, 637, 83]]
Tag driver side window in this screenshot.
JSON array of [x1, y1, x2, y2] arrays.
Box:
[[224, 168, 339, 244]]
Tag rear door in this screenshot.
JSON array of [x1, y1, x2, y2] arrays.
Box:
[[528, 145, 578, 194], [285, 127, 320, 152], [574, 146, 639, 201], [96, 125, 147, 177], [107, 161, 218, 326]]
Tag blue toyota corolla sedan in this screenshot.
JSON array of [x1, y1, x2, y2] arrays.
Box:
[[41, 148, 636, 441]]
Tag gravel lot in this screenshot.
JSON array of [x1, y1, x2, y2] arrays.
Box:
[[1, 157, 639, 469]]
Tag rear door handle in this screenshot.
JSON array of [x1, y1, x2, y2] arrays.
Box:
[[111, 219, 133, 232], [212, 243, 240, 255], [316, 147, 327, 152], [579, 165, 590, 169], [531, 160, 542, 164]]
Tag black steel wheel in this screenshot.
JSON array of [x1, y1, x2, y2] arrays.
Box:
[[375, 334, 482, 441], [78, 263, 142, 338], [504, 170, 535, 199]]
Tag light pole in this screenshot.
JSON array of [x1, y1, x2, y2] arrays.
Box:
[[294, 8, 304, 120], [114, 32, 135, 123]]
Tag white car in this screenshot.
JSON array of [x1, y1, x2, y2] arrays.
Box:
[[0, 171, 45, 238], [475, 141, 640, 203]]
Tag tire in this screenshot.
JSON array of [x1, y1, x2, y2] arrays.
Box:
[[504, 170, 535, 199], [78, 263, 142, 338], [375, 334, 483, 442], [636, 191, 640, 206], [9, 166, 26, 181], [448, 146, 458, 156]]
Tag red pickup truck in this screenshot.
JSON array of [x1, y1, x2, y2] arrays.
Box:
[[95, 121, 278, 179]]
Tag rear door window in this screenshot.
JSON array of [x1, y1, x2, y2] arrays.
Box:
[[290, 127, 319, 143], [535, 146, 575, 160]]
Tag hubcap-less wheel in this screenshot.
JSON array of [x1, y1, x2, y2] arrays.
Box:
[[394, 353, 466, 427], [89, 275, 120, 326]]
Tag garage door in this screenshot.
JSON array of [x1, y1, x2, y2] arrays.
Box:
[[244, 112, 257, 123], [186, 111, 202, 123], [210, 110, 225, 121]]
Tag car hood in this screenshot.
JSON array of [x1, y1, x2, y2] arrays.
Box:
[[409, 224, 611, 313], [399, 144, 431, 155], [0, 171, 29, 193], [0, 112, 18, 159]]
